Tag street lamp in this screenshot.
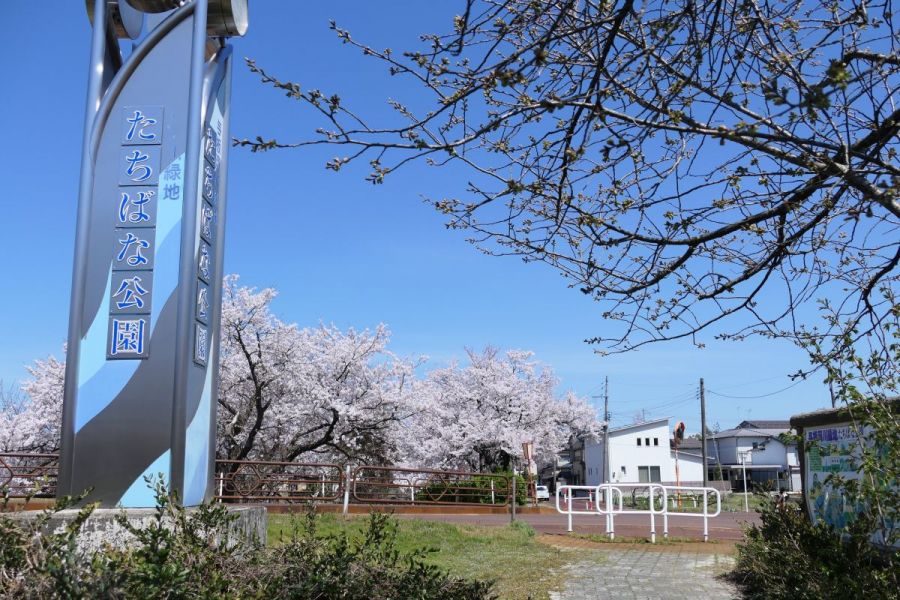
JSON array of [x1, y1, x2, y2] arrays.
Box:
[[112, 0, 249, 37], [85, 0, 144, 39], [738, 448, 759, 512]]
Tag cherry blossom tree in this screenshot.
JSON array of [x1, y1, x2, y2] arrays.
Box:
[[2, 279, 601, 474], [217, 275, 419, 467], [399, 348, 601, 471], [0, 351, 65, 453], [241, 0, 899, 363]]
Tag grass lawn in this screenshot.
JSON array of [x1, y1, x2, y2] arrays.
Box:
[[267, 513, 604, 599], [719, 492, 766, 512], [617, 491, 767, 514]]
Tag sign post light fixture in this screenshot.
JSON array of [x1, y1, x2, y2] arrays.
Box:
[[738, 449, 754, 512], [58, 0, 248, 507]]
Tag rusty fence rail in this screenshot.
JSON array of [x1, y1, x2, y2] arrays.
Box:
[[0, 452, 60, 498], [1, 453, 517, 508], [351, 465, 512, 506], [214, 459, 344, 503]]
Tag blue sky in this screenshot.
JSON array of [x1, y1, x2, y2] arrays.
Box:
[[0, 1, 833, 435]]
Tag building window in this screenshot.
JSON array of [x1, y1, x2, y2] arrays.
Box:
[[621, 466, 626, 474], [637, 438, 642, 446], [638, 466, 662, 483], [645, 437, 650, 446], [653, 437, 659, 446]]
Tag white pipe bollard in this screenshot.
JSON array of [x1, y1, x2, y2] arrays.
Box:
[[490, 479, 496, 504], [604, 486, 612, 540], [661, 489, 669, 540], [594, 484, 617, 540], [649, 486, 656, 543], [661, 485, 720, 543], [342, 465, 351, 515], [703, 491, 709, 542], [567, 486, 573, 532]]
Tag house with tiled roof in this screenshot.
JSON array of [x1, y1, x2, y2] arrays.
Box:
[[706, 420, 800, 492]]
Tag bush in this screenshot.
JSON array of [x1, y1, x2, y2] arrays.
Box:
[[0, 479, 495, 599], [732, 496, 898, 600], [415, 472, 528, 506]]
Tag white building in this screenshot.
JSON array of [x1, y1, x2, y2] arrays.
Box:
[[560, 417, 799, 492], [706, 420, 800, 491], [576, 418, 707, 487]]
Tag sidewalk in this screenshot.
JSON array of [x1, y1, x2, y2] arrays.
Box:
[[396, 510, 758, 542], [543, 539, 739, 600]]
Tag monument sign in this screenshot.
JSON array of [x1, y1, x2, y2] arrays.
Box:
[[58, 0, 248, 507]]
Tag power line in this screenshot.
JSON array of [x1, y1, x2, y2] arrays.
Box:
[[643, 394, 697, 411], [706, 373, 795, 391], [611, 388, 697, 406], [605, 381, 696, 389], [707, 378, 804, 399]]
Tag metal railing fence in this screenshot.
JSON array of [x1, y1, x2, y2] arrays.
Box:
[[215, 459, 344, 503], [1, 453, 521, 509], [350, 465, 512, 507], [555, 483, 722, 542], [0, 452, 59, 498]]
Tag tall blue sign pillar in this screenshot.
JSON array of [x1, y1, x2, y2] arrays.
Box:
[[59, 0, 248, 507]]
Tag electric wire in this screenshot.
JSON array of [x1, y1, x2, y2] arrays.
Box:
[[707, 378, 804, 399]]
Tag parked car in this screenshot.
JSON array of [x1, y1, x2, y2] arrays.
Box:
[[535, 485, 550, 501]]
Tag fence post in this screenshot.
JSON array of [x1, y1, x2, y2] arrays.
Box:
[[510, 476, 517, 523], [490, 479, 495, 504], [703, 489, 709, 542], [660, 487, 669, 540], [342, 465, 351, 515], [604, 485, 613, 540]]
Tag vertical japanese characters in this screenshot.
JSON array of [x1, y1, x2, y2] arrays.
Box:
[[108, 107, 163, 359], [193, 124, 220, 366]]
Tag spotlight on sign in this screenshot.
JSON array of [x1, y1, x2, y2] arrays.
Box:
[[124, 0, 249, 36], [86, 0, 144, 39]]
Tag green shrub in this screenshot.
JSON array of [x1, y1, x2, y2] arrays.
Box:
[[732, 496, 898, 600], [415, 472, 528, 506], [0, 479, 495, 599]]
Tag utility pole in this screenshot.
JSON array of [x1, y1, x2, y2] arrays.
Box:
[[602, 377, 612, 539], [592, 378, 611, 485], [700, 377, 708, 488], [603, 376, 610, 486], [740, 450, 750, 512]]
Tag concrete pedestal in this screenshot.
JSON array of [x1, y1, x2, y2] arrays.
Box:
[[5, 504, 266, 553]]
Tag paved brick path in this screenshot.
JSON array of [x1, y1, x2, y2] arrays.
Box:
[[548, 545, 738, 599]]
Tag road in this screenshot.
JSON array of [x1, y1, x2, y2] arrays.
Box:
[[398, 510, 759, 542]]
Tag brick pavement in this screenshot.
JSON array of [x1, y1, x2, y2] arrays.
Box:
[[548, 545, 738, 599]]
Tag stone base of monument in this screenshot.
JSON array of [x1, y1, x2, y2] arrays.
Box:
[[5, 505, 267, 553]]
